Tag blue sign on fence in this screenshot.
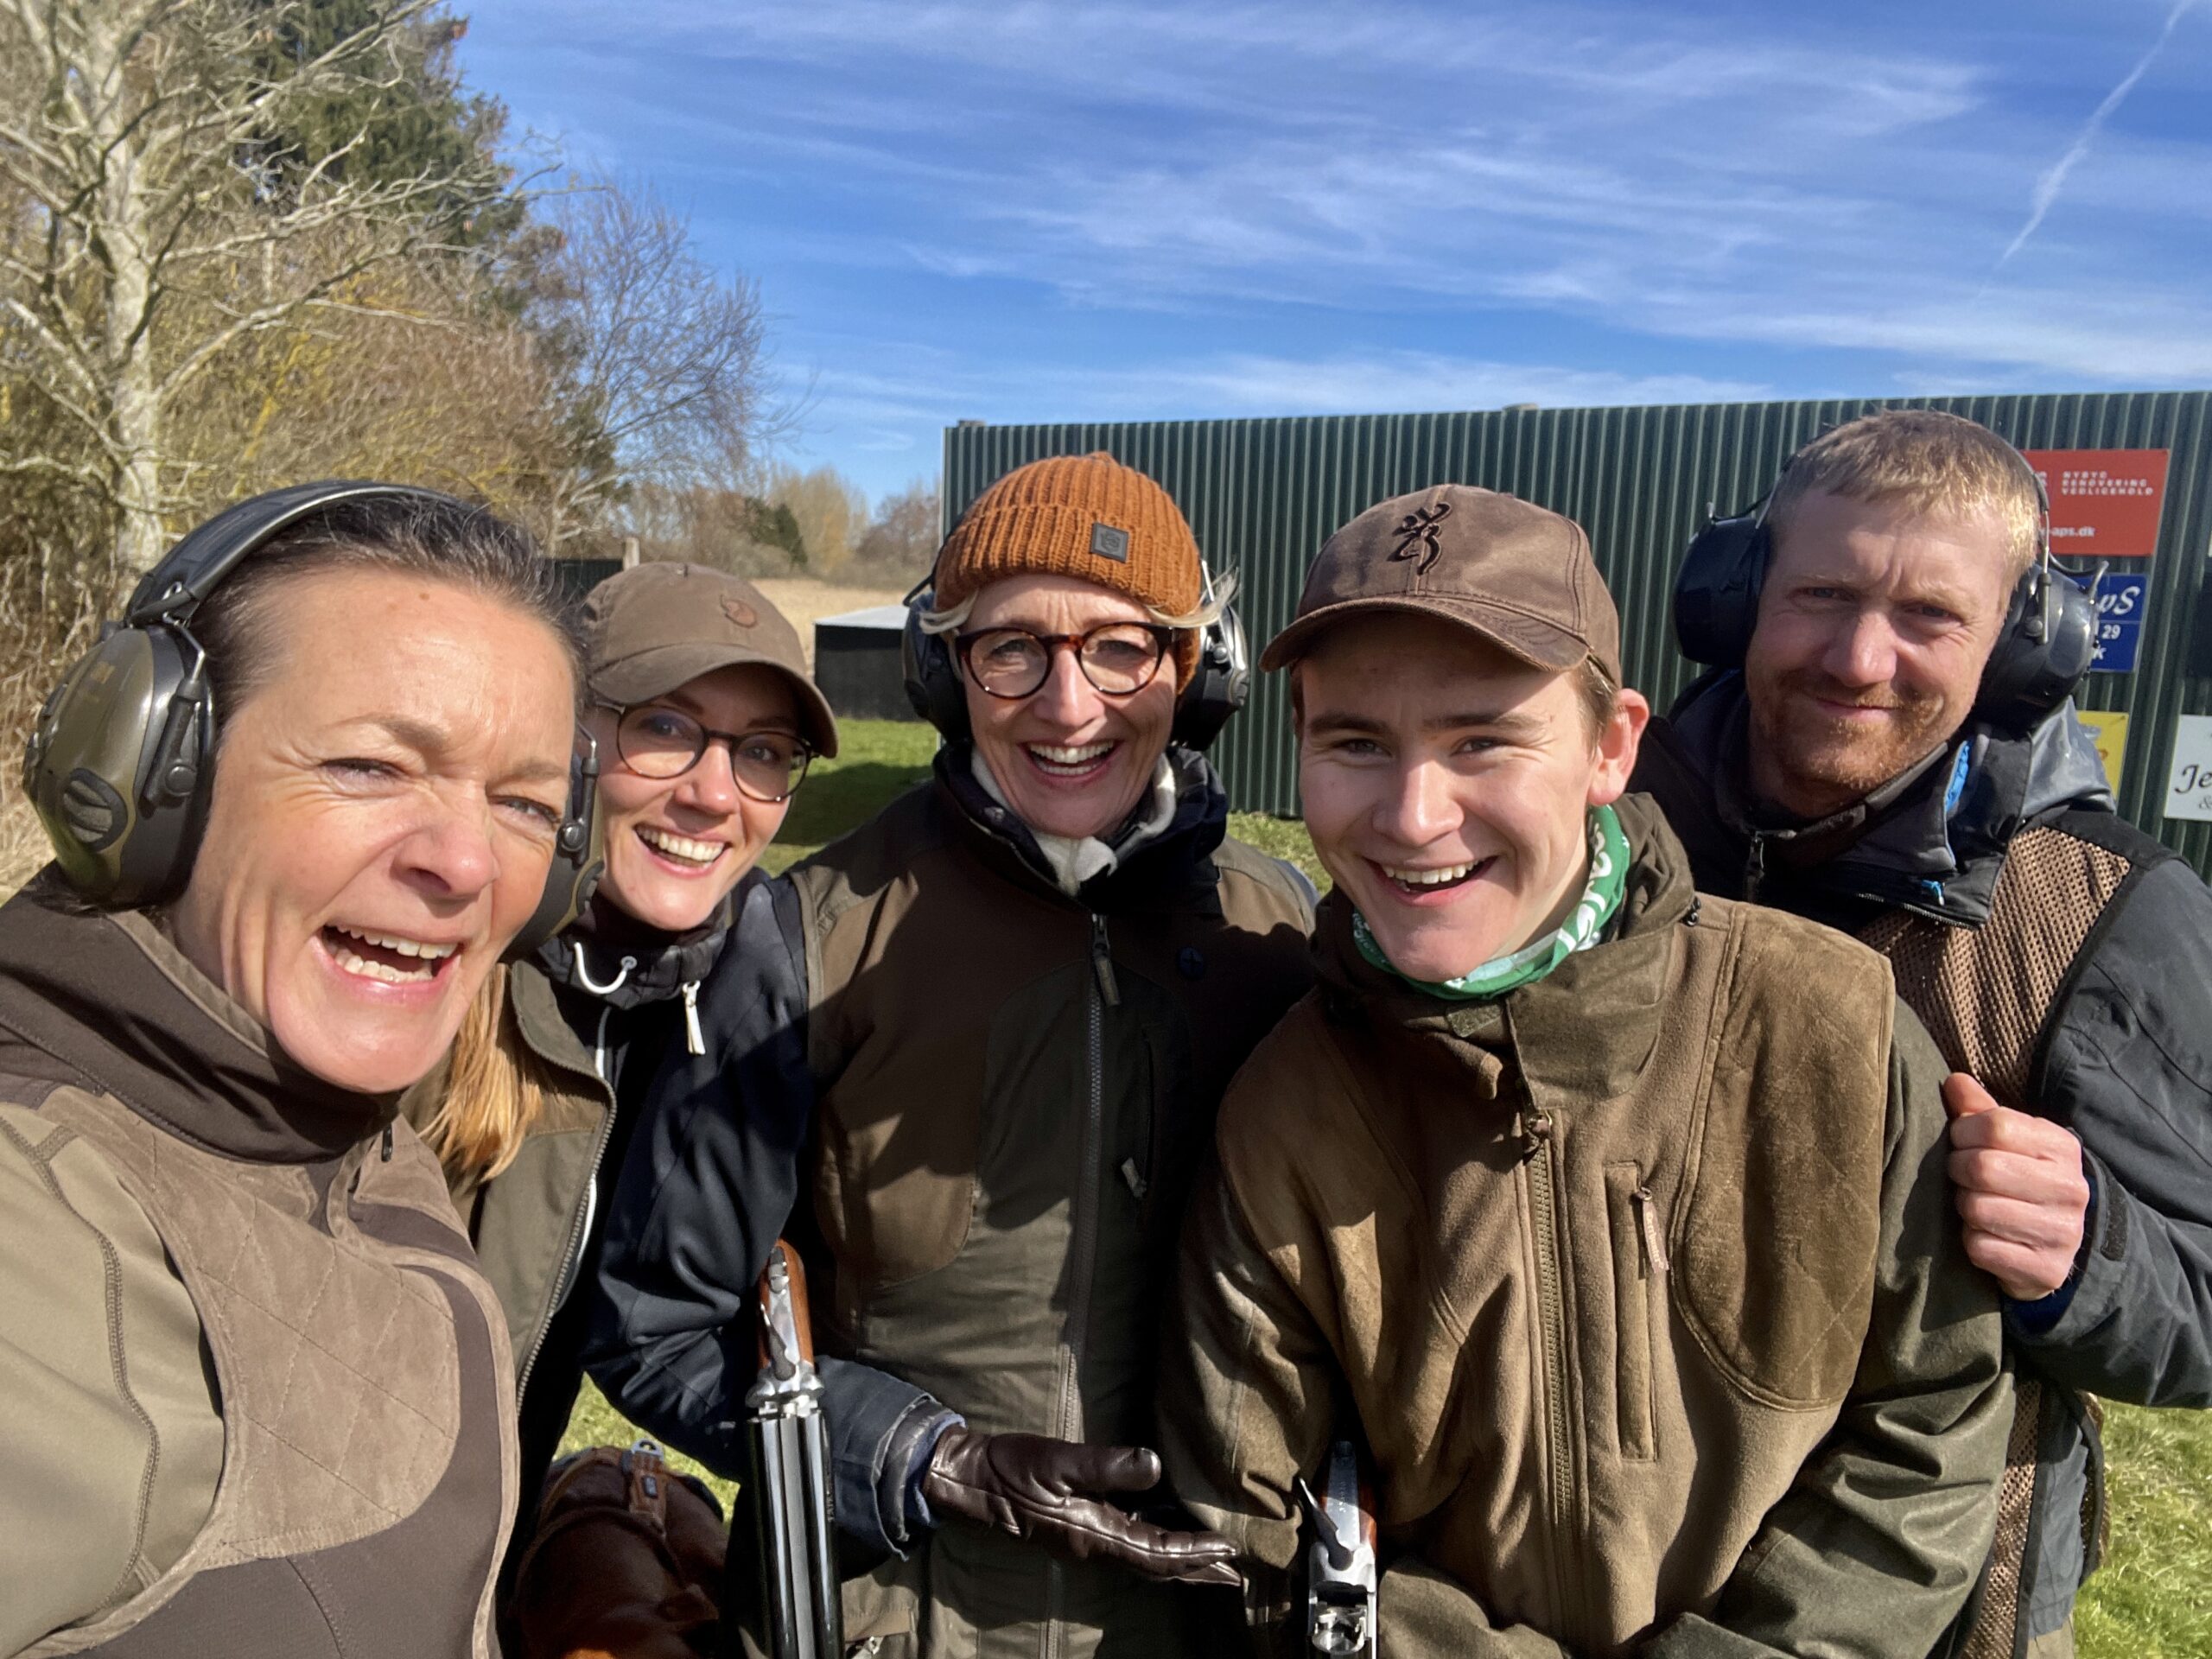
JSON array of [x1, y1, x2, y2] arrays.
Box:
[[2069, 569, 2149, 674]]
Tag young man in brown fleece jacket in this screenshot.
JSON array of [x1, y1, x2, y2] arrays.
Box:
[[1161, 485, 2012, 1659]]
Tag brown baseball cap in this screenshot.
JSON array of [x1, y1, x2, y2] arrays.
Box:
[[1260, 485, 1619, 682], [582, 563, 839, 758]]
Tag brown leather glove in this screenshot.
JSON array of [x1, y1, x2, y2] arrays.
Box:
[[920, 1428, 1242, 1587]]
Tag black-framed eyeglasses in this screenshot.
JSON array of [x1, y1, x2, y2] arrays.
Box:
[[604, 702, 813, 803], [953, 622, 1175, 701]]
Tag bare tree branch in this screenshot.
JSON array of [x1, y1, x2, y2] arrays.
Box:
[[0, 0, 511, 568]]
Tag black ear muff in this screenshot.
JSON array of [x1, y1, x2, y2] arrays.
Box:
[[1973, 559, 2099, 733], [505, 729, 604, 962], [22, 623, 212, 905], [1670, 431, 2092, 735], [1672, 507, 1772, 669], [24, 480, 473, 908], [900, 581, 970, 740], [1171, 565, 1249, 752], [1970, 455, 2096, 733]]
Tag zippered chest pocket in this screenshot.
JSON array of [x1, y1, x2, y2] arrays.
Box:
[[1605, 1163, 1667, 1462], [1103, 971, 1198, 1228]]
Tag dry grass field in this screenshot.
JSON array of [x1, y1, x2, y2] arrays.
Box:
[[751, 578, 906, 671]]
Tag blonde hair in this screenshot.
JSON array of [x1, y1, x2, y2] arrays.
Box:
[[419, 964, 556, 1183], [1769, 410, 2044, 585]]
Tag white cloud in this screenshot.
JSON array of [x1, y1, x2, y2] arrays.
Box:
[[794, 348, 1770, 432], [462, 0, 2212, 468], [1999, 0, 2202, 264]]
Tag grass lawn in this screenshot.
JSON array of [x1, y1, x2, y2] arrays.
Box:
[[569, 718, 2210, 1656]]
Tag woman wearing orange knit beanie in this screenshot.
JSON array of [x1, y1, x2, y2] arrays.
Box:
[[592, 449, 1319, 1657], [916, 450, 1234, 861]]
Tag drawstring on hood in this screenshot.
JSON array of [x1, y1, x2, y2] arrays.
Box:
[[537, 887, 734, 1014], [571, 944, 635, 998], [528, 883, 742, 1089]]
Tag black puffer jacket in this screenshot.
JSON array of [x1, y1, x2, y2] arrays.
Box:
[[499, 889, 739, 1494], [1634, 671, 2212, 1643]]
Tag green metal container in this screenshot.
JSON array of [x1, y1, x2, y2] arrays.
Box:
[[944, 394, 2212, 878]]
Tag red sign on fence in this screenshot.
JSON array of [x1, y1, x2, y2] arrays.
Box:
[[2024, 449, 2170, 558]]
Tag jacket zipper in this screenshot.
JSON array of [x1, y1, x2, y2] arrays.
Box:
[[1520, 1105, 1577, 1626], [517, 1005, 620, 1403], [1634, 1185, 1669, 1274], [1044, 916, 1119, 1657]]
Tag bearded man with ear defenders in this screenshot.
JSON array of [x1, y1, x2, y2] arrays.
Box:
[[589, 452, 1316, 1656], [1633, 408, 2212, 1659]]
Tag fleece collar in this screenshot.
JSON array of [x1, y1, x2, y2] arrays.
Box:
[[0, 874, 402, 1161], [968, 747, 1181, 897], [933, 740, 1231, 911]]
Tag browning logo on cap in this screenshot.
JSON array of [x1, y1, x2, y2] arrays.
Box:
[[1089, 523, 1131, 563], [1257, 484, 1621, 681], [721, 595, 758, 629], [1389, 503, 1452, 575]]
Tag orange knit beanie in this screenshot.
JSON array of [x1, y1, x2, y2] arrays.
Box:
[[934, 452, 1206, 683]]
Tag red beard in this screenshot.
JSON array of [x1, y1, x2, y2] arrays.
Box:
[[1747, 670, 1953, 816]]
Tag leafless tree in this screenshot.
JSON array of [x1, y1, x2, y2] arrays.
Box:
[[535, 176, 783, 550], [761, 459, 867, 579], [846, 475, 940, 587], [0, 0, 505, 571]]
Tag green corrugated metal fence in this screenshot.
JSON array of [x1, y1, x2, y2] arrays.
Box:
[[943, 393, 2212, 879]]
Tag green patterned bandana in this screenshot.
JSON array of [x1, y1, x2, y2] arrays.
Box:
[[1352, 804, 1630, 1001]]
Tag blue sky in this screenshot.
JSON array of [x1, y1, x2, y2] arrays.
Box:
[[456, 1, 2212, 506]]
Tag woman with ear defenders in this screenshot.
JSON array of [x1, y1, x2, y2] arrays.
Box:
[[588, 452, 1320, 1656], [400, 560, 838, 1538], [0, 486, 587, 1658]]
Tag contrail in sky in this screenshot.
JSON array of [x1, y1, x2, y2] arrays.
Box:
[[1999, 0, 2199, 265]]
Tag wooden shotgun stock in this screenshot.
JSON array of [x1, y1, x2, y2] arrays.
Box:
[[725, 1239, 842, 1659], [754, 1238, 817, 1373]]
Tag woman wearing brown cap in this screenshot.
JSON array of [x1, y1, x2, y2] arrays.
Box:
[[406, 561, 838, 1523], [593, 454, 1319, 1656]]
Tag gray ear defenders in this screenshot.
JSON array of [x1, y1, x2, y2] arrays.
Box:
[[899, 563, 1250, 751], [23, 480, 601, 957], [1671, 441, 2098, 734]]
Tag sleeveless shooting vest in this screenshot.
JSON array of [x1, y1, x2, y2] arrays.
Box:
[[19, 1093, 513, 1659], [1859, 818, 2140, 1659]]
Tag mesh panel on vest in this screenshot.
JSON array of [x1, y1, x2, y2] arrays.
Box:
[[1859, 828, 2128, 1108], [1858, 825, 2133, 1659], [1962, 1377, 2046, 1659]]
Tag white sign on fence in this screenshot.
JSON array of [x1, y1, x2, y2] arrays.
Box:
[[2164, 715, 2212, 822]]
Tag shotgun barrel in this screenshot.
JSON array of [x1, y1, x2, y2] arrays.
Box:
[[726, 1239, 843, 1659], [1295, 1439, 1378, 1658]]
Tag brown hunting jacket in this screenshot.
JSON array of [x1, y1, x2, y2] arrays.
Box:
[[1163, 797, 2012, 1659], [0, 875, 516, 1658], [791, 751, 1315, 1659]]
